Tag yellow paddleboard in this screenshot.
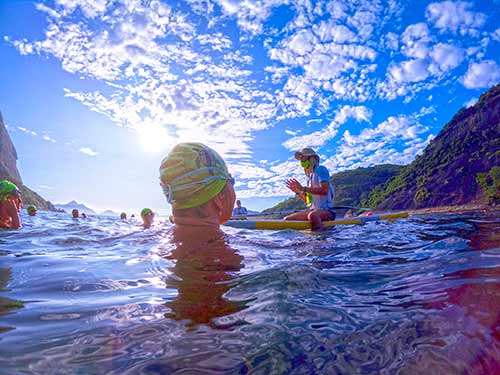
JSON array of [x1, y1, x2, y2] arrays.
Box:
[[224, 212, 409, 230]]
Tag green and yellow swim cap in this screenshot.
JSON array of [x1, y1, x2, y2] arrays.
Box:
[[27, 205, 37, 214], [159, 143, 231, 209], [0, 180, 20, 201], [141, 208, 153, 217]]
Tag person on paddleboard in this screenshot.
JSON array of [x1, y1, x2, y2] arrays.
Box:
[[159, 143, 245, 325], [284, 147, 335, 231], [232, 200, 248, 216]]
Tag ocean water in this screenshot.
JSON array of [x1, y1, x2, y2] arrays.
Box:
[[1, 210, 500, 374]]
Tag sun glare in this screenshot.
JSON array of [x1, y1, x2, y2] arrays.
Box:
[[138, 124, 170, 153]]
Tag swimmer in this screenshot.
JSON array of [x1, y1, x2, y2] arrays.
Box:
[[71, 208, 79, 218], [0, 180, 22, 230], [160, 142, 236, 231], [81, 212, 87, 219], [140, 208, 154, 228], [159, 143, 244, 325], [120, 212, 127, 220], [27, 205, 37, 216]]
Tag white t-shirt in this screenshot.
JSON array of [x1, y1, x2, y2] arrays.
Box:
[[307, 165, 334, 210]]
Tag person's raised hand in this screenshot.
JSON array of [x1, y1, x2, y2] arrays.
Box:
[[286, 178, 303, 193]]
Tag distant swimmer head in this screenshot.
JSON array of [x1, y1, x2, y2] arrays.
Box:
[[71, 208, 79, 218], [81, 212, 87, 219], [141, 208, 153, 217], [159, 143, 234, 210], [141, 208, 154, 228], [0, 180, 21, 201], [27, 205, 37, 216], [120, 212, 127, 220]]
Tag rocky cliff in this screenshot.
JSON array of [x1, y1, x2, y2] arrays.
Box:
[[0, 111, 55, 211]]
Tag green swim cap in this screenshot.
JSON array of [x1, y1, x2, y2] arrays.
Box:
[[27, 205, 37, 213], [0, 180, 20, 201], [159, 143, 230, 209], [141, 208, 153, 217]]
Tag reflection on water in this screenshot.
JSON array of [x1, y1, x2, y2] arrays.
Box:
[[0, 210, 500, 374], [164, 226, 246, 327]]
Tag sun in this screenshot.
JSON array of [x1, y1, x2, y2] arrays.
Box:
[[137, 124, 170, 153]]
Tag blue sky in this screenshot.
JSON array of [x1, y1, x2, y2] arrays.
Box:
[[1, 0, 499, 214]]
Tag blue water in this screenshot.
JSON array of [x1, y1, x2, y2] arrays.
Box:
[[1, 211, 500, 374]]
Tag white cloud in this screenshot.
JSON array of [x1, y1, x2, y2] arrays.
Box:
[[210, 0, 288, 35], [429, 43, 464, 73], [55, 0, 110, 18], [384, 32, 399, 50], [282, 105, 372, 150], [401, 23, 432, 59], [388, 59, 429, 83], [425, 1, 486, 36], [229, 163, 274, 180], [79, 147, 99, 156], [465, 97, 477, 108], [11, 0, 278, 162], [379, 39, 464, 101], [322, 114, 432, 171], [198, 33, 232, 52], [313, 21, 356, 43], [17, 126, 38, 136], [463, 60, 500, 89], [493, 28, 500, 42], [288, 30, 317, 56], [43, 135, 57, 143]]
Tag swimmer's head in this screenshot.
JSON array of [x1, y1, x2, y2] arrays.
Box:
[[0, 180, 21, 201], [141, 208, 154, 228], [71, 208, 79, 218], [120, 212, 127, 220], [159, 143, 234, 210], [27, 205, 37, 216]]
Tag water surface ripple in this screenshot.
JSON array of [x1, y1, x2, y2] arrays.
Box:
[[1, 211, 500, 374]]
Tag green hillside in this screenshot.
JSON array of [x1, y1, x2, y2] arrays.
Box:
[[369, 83, 500, 209]]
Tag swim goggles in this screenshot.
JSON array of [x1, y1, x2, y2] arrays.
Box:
[[161, 167, 235, 204]]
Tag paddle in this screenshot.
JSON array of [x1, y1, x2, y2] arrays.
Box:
[[231, 205, 372, 219]]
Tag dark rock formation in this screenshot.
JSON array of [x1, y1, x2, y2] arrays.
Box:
[[0, 110, 56, 211]]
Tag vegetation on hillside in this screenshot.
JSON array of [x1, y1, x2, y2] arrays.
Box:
[[262, 196, 306, 213], [368, 83, 500, 210], [476, 166, 500, 204], [333, 164, 403, 207]]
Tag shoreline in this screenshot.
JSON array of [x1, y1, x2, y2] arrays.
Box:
[[403, 203, 499, 216]]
